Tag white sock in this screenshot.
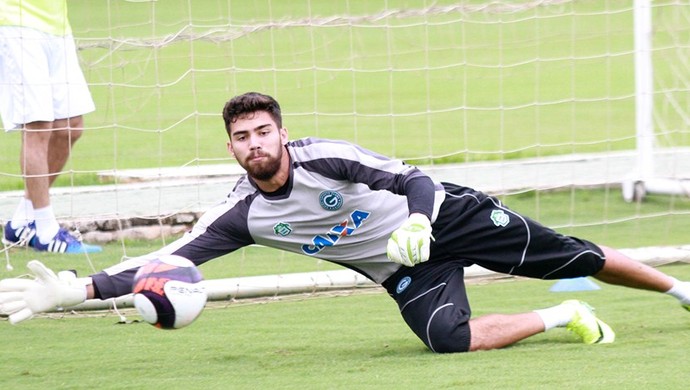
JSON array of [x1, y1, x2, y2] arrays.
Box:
[[10, 198, 34, 229], [34, 206, 61, 244], [665, 278, 690, 305], [534, 303, 576, 331]]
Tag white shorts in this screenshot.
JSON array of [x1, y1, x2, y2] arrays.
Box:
[[0, 26, 95, 131]]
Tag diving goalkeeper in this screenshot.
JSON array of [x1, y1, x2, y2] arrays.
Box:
[[2, 92, 690, 353]]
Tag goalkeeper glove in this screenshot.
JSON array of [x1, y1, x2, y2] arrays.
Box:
[[386, 213, 433, 267], [0, 260, 87, 324]]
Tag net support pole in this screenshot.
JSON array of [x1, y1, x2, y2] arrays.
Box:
[[623, 0, 654, 202], [623, 0, 690, 201], [633, 0, 654, 182], [57, 249, 690, 313]]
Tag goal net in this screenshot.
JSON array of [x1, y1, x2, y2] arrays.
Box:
[[1, 0, 689, 305]]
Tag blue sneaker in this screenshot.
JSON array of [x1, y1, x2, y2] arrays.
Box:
[[3, 221, 36, 246], [29, 228, 102, 254]]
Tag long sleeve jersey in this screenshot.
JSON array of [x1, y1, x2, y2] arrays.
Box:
[[91, 137, 446, 299]]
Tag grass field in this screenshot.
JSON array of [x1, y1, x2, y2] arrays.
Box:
[[2, 263, 690, 389], [1, 2, 690, 387], [1, 191, 689, 389]]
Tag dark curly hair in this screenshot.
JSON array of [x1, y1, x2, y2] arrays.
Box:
[[222, 92, 282, 137]]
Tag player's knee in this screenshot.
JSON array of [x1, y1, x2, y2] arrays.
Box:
[[53, 116, 85, 140], [51, 127, 83, 145], [425, 318, 471, 354], [62, 115, 85, 130], [68, 128, 84, 143]]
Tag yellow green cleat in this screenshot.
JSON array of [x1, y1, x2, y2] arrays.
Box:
[[563, 300, 615, 344]]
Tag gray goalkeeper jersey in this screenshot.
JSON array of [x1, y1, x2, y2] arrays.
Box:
[[92, 137, 445, 299]]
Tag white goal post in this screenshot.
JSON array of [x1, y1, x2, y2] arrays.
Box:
[[622, 0, 690, 202], [66, 245, 690, 312]]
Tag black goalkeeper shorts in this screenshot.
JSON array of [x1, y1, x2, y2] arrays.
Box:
[[429, 183, 606, 280], [381, 183, 607, 353], [382, 259, 472, 353]]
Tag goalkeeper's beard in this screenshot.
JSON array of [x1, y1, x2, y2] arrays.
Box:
[[242, 149, 283, 181]]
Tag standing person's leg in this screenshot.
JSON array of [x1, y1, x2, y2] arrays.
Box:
[[47, 116, 83, 187], [0, 26, 49, 245], [22, 122, 53, 210], [2, 123, 51, 245], [6, 116, 94, 251], [25, 116, 83, 245], [7, 28, 99, 253], [20, 115, 100, 253], [24, 116, 100, 253], [22, 121, 61, 244]]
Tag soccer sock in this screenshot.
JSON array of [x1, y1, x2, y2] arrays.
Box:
[[10, 197, 34, 229], [534, 303, 576, 331], [34, 206, 61, 244], [665, 277, 690, 305]]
